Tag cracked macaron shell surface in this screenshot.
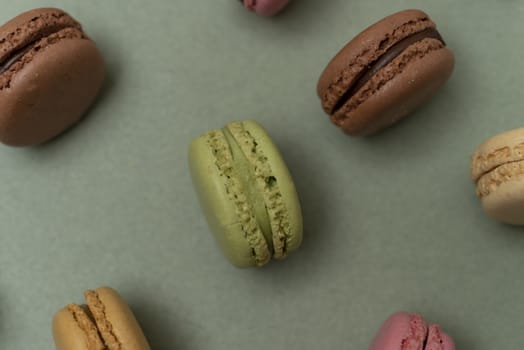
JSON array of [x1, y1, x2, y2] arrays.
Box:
[[471, 128, 524, 225], [189, 120, 302, 268], [52, 287, 151, 350]]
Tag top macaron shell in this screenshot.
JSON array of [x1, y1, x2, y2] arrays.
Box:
[[0, 8, 104, 146], [317, 9, 454, 136]]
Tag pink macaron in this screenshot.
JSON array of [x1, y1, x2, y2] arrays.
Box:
[[369, 312, 455, 350], [240, 0, 290, 16]]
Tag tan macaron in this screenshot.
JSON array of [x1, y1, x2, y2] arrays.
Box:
[[52, 286, 151, 350], [471, 128, 524, 225]]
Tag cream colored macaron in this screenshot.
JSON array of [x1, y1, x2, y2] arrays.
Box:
[[471, 128, 524, 225], [52, 286, 151, 350]]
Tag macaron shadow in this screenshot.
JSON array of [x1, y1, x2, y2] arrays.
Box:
[[262, 135, 336, 272], [277, 0, 331, 21], [128, 294, 197, 350], [353, 81, 459, 152], [482, 218, 524, 245], [444, 322, 475, 349]]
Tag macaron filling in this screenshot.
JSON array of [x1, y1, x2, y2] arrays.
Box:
[[331, 27, 445, 114], [0, 44, 35, 74]]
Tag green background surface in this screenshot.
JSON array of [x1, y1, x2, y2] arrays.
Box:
[[0, 0, 522, 349]]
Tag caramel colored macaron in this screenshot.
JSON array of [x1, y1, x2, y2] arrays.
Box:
[[471, 128, 524, 225], [52, 287, 151, 350], [0, 8, 105, 146], [317, 9, 454, 136]]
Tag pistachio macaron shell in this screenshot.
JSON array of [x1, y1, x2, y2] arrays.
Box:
[[189, 120, 302, 267]]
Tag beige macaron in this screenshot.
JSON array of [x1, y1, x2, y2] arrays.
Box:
[[52, 286, 151, 350], [471, 128, 524, 225]]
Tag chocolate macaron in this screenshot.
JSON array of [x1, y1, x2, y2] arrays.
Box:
[[0, 8, 105, 146], [317, 9, 454, 136]]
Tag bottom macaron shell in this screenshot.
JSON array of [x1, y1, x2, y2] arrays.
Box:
[[481, 180, 524, 225], [0, 38, 104, 146], [339, 47, 454, 136]]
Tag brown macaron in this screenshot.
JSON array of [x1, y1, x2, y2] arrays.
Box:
[[317, 9, 454, 136], [52, 287, 151, 350], [0, 8, 105, 146]]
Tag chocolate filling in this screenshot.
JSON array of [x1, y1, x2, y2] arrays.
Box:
[[0, 43, 36, 74], [331, 28, 445, 114]]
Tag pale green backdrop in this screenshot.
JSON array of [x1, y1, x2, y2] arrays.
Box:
[[0, 0, 522, 349]]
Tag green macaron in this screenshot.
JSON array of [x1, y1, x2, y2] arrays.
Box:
[[189, 120, 303, 268]]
